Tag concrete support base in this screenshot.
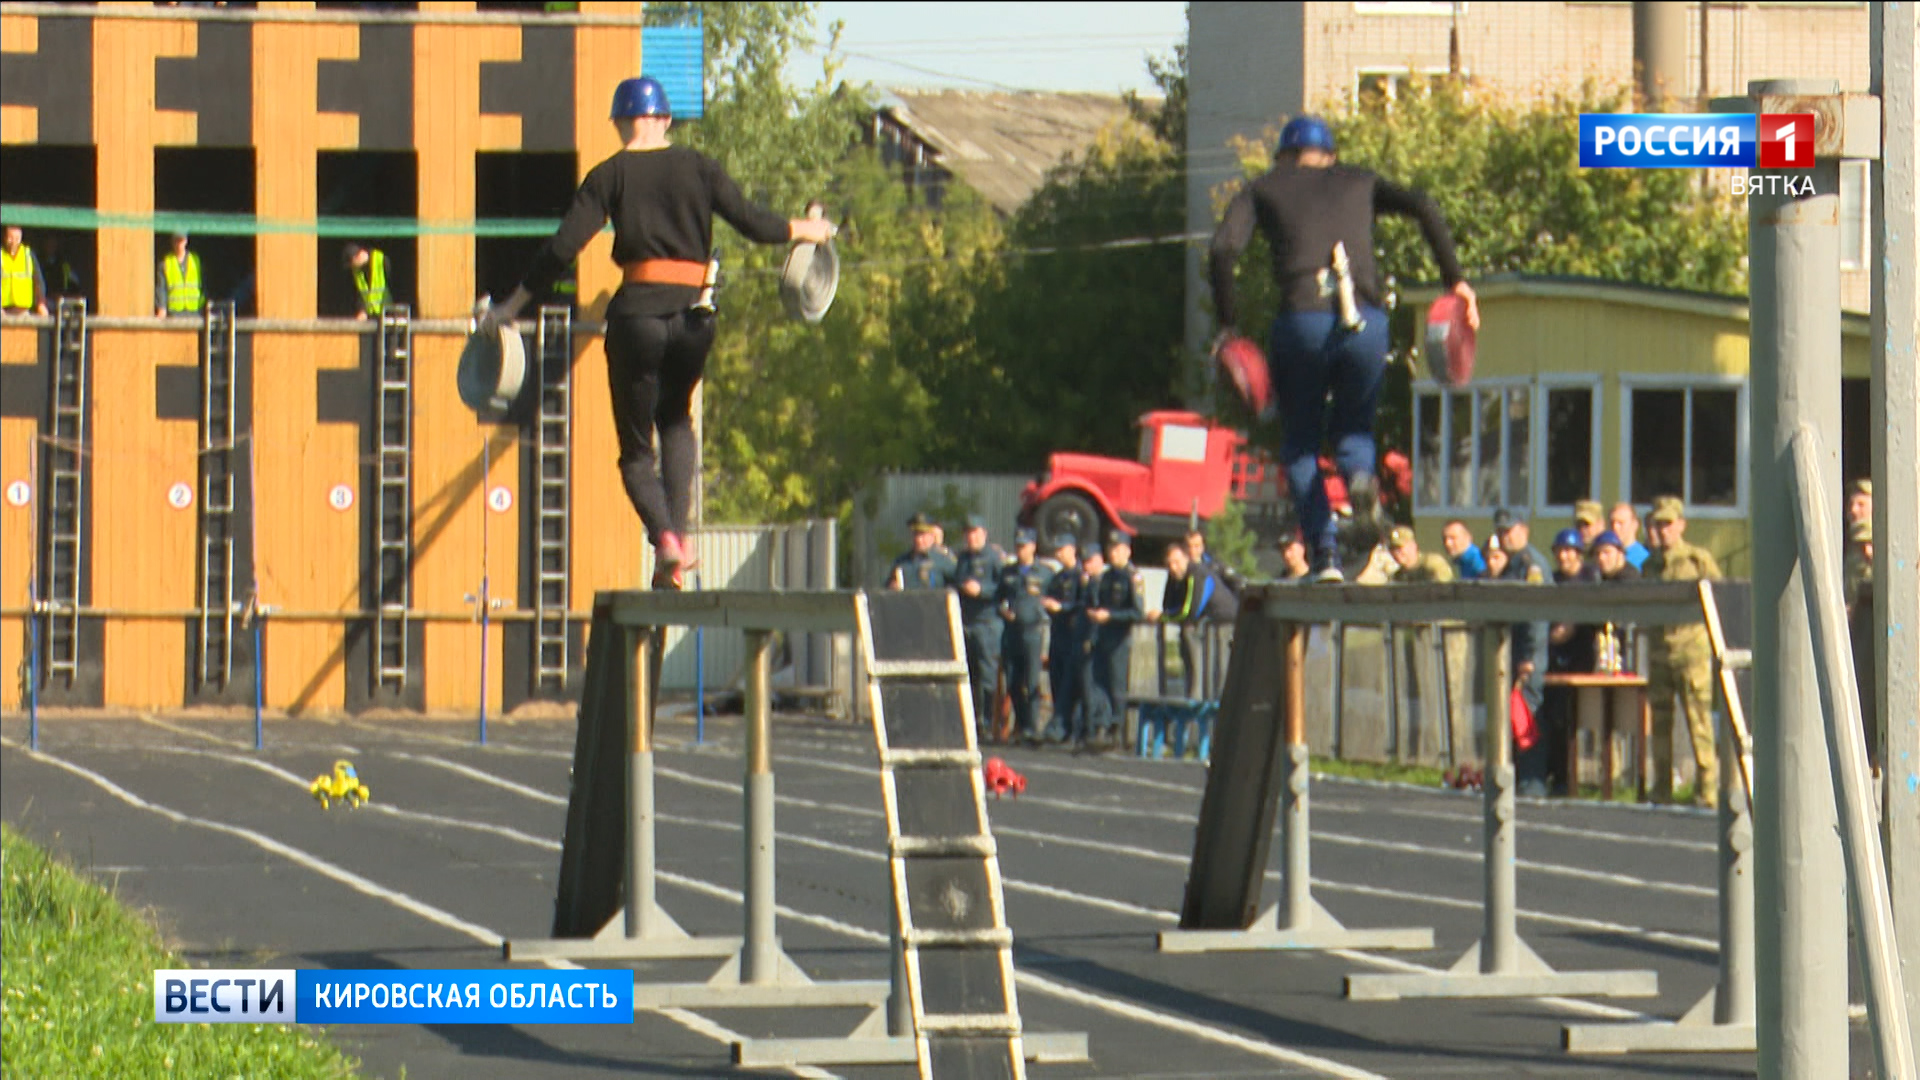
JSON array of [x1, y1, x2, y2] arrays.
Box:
[[1564, 987, 1758, 1053], [629, 947, 891, 1011], [502, 906, 742, 962], [1158, 899, 1434, 954], [1344, 939, 1659, 1002]]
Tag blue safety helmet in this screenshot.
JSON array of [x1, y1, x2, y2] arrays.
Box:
[[1552, 527, 1585, 552], [1278, 115, 1336, 155], [610, 76, 671, 120]]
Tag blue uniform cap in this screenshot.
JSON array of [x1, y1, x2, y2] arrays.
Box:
[[1014, 528, 1037, 546], [1105, 529, 1133, 549], [1051, 532, 1078, 551], [611, 76, 671, 120], [964, 514, 989, 531], [1279, 115, 1336, 154], [1591, 530, 1624, 552], [1552, 527, 1585, 552]]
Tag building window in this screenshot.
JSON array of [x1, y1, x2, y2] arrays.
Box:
[[1541, 383, 1598, 510], [1624, 381, 1745, 512], [1356, 67, 1454, 106], [1841, 159, 1870, 271], [1412, 380, 1530, 512]]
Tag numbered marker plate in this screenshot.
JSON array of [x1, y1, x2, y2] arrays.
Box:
[[168, 482, 194, 510], [329, 485, 355, 511], [487, 486, 512, 513], [4, 480, 28, 507]]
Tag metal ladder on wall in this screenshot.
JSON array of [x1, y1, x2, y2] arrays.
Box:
[[41, 298, 89, 689], [533, 307, 572, 694], [372, 305, 413, 693], [196, 301, 239, 691], [855, 590, 1029, 1080]]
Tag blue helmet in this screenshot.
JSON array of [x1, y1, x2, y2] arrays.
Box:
[[610, 76, 670, 120], [1552, 527, 1586, 552], [1278, 115, 1336, 154]]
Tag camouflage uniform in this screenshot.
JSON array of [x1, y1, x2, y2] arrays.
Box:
[[1388, 528, 1465, 758], [1644, 496, 1723, 807]]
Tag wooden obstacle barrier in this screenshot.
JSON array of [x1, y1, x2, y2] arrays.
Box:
[[503, 589, 1086, 1076]]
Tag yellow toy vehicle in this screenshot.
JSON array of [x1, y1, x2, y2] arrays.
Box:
[[310, 760, 371, 810]]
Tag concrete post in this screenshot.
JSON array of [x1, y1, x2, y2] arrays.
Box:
[[743, 629, 778, 984], [1480, 623, 1516, 975], [1633, 0, 1692, 108], [1746, 77, 1850, 1080], [1280, 624, 1312, 930], [1717, 726, 1757, 1026], [1870, 1, 1920, 1049], [625, 628, 656, 939]]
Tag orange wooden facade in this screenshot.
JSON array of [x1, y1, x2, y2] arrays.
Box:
[[0, 3, 650, 714]]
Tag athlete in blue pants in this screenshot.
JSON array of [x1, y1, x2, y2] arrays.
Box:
[[1209, 115, 1478, 582]]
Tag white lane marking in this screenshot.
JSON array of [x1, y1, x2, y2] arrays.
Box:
[[0, 738, 840, 1080], [386, 750, 568, 805], [385, 751, 1661, 1029], [677, 749, 1717, 899], [137, 713, 257, 749], [769, 737, 1718, 853]]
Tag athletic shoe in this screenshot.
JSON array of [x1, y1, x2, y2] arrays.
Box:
[[651, 562, 684, 590], [1311, 544, 1345, 584], [1346, 471, 1386, 538]]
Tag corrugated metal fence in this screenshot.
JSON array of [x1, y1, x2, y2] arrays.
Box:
[[851, 472, 1033, 588], [648, 521, 837, 692]]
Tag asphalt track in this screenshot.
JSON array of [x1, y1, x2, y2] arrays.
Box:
[[0, 710, 1875, 1079]]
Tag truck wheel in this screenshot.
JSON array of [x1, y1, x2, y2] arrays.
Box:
[[1037, 492, 1102, 551]]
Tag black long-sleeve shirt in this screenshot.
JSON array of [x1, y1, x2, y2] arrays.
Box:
[[1208, 162, 1466, 328], [520, 145, 793, 318]]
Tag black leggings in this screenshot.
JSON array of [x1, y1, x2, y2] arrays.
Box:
[[604, 309, 715, 545]]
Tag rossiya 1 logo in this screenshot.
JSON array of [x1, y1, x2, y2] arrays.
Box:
[[1579, 112, 1818, 197]]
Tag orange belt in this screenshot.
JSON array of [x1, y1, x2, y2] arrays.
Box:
[[622, 259, 709, 287]]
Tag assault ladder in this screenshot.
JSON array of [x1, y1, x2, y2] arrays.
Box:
[[372, 305, 413, 693], [40, 298, 89, 689], [533, 306, 573, 694], [195, 301, 240, 690]]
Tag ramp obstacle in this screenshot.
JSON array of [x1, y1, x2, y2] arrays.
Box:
[[503, 589, 1086, 1075]]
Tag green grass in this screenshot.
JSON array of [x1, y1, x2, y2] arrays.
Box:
[[1, 823, 362, 1080], [1308, 756, 1449, 789]]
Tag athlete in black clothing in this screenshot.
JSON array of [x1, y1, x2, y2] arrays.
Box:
[[482, 76, 833, 589], [1209, 115, 1478, 582]]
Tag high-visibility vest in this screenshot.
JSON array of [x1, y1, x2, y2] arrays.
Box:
[[162, 252, 204, 314], [354, 249, 390, 315], [0, 245, 34, 310]]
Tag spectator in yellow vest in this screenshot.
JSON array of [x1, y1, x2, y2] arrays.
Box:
[[342, 242, 392, 319], [155, 231, 205, 317], [1, 225, 50, 317]]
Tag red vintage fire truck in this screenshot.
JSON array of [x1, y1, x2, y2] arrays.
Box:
[[1016, 410, 1408, 558]]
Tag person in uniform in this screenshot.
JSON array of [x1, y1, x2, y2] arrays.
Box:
[[1387, 525, 1454, 583], [1609, 502, 1651, 571], [155, 231, 205, 318], [888, 512, 952, 591], [342, 242, 393, 319], [1572, 500, 1607, 550], [1084, 531, 1144, 750], [1845, 481, 1873, 606], [1040, 533, 1084, 744], [1643, 495, 1723, 807], [952, 515, 1008, 739], [1493, 508, 1549, 585], [998, 528, 1052, 745], [480, 75, 834, 589], [1, 225, 50, 317], [1073, 546, 1108, 742], [1207, 115, 1477, 583]]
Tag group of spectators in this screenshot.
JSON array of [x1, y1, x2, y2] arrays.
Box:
[[887, 515, 1237, 754]]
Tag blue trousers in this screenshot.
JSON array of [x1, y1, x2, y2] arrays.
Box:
[[1046, 621, 1080, 740], [1002, 624, 1045, 738], [1269, 306, 1390, 551]]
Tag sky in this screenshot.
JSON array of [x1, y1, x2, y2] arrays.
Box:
[[799, 1, 1189, 96]]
